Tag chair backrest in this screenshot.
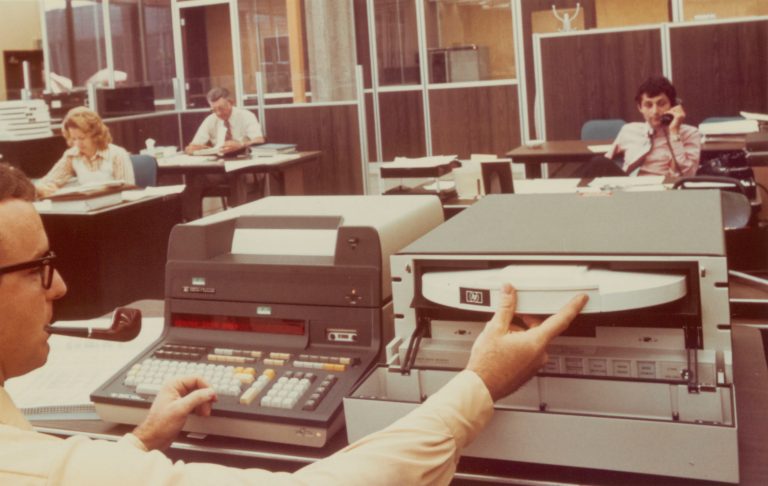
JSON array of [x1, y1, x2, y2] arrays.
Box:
[[673, 175, 752, 230], [129, 154, 158, 188], [580, 119, 626, 141]]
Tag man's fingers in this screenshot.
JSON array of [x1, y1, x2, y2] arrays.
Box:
[[531, 293, 589, 343], [175, 388, 217, 417], [172, 375, 211, 395], [520, 314, 543, 329], [488, 284, 517, 333]]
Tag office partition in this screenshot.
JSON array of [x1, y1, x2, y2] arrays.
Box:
[[669, 17, 768, 126], [536, 26, 663, 140]]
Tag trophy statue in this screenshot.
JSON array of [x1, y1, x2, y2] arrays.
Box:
[[552, 3, 581, 32]]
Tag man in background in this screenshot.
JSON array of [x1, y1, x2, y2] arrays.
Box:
[[608, 75, 701, 177], [182, 87, 266, 220], [580, 76, 701, 178], [185, 87, 265, 155]]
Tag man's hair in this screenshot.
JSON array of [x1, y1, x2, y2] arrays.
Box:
[[206, 87, 231, 104], [634, 76, 677, 105], [62, 106, 112, 151], [0, 163, 35, 202]]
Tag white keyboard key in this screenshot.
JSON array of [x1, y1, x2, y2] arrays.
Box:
[[136, 383, 163, 395]]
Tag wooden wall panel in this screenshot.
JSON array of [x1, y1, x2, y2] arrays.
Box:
[[540, 28, 663, 140], [378, 90, 425, 160], [105, 112, 181, 153], [429, 85, 520, 158], [670, 19, 768, 125], [179, 111, 210, 148], [521, 0, 597, 139], [265, 104, 363, 195]]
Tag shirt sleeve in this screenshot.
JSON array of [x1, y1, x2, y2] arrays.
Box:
[[291, 370, 494, 485], [31, 371, 493, 486], [243, 111, 263, 142], [111, 146, 136, 185], [190, 115, 215, 146], [671, 126, 701, 177], [40, 152, 75, 188]]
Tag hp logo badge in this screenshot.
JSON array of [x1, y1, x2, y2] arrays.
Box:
[[459, 287, 490, 307]]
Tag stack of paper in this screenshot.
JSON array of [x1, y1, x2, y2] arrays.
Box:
[[0, 100, 54, 140], [699, 119, 759, 143], [251, 143, 297, 155]]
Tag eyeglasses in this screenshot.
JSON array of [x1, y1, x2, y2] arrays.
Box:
[[0, 251, 57, 289]]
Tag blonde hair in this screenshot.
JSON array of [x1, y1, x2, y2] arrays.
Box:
[[61, 107, 112, 150]]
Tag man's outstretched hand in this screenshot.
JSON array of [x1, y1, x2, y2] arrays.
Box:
[[467, 284, 588, 401]]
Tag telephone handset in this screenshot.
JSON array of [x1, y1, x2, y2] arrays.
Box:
[[660, 98, 682, 126]]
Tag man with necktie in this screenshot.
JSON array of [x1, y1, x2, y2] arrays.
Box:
[[185, 87, 264, 155], [182, 88, 266, 220], [578, 76, 701, 179]]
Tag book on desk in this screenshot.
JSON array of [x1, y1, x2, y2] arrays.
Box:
[[251, 143, 297, 155], [41, 181, 127, 212]]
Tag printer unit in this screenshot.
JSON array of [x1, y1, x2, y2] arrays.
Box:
[[91, 195, 443, 447], [344, 191, 739, 483]]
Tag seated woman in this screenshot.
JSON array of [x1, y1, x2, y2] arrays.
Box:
[[35, 107, 135, 198]]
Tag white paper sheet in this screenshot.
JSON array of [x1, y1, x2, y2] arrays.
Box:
[[5, 317, 163, 417], [387, 155, 457, 169], [122, 184, 186, 201], [587, 144, 613, 153], [224, 153, 301, 172], [157, 154, 218, 166], [514, 178, 581, 194]]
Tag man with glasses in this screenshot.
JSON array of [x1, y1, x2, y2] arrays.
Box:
[[184, 87, 265, 156], [180, 87, 266, 221], [0, 163, 587, 484]]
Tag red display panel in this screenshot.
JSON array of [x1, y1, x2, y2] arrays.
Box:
[[172, 313, 305, 335]]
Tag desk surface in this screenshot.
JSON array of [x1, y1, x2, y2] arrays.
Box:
[[30, 285, 768, 485], [507, 140, 745, 163], [156, 151, 320, 175], [506, 140, 745, 178]]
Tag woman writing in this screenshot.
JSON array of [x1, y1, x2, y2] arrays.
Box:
[[36, 107, 135, 198]]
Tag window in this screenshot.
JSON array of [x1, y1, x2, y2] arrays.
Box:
[[44, 0, 107, 87], [375, 0, 421, 86], [424, 0, 515, 84]]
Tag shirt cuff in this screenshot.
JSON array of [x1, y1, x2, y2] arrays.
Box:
[[119, 433, 149, 452], [426, 370, 495, 448]]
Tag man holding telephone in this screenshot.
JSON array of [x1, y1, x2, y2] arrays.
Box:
[[605, 75, 701, 177]]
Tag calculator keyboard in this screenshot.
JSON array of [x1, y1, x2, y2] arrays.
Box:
[[123, 343, 359, 413]]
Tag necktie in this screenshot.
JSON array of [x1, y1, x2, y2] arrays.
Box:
[[224, 120, 233, 142]]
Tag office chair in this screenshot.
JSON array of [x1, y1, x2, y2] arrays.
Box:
[[673, 176, 752, 230], [201, 182, 229, 210], [128, 154, 158, 188], [580, 119, 626, 141], [674, 175, 765, 271]]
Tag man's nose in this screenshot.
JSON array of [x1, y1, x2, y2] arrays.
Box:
[[48, 270, 67, 300]]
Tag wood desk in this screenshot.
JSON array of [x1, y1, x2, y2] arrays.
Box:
[[507, 140, 745, 178], [157, 151, 321, 196], [0, 134, 67, 178], [30, 289, 768, 485], [39, 195, 182, 321]]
